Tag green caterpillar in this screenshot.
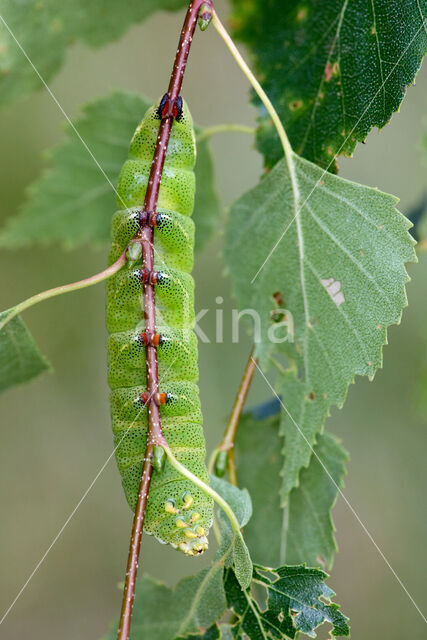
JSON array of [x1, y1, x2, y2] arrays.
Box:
[[106, 100, 213, 555]]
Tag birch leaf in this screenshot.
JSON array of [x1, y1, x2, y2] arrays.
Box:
[[231, 0, 427, 170], [225, 152, 416, 501]]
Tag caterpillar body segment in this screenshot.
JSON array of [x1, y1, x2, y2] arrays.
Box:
[[106, 101, 213, 555]]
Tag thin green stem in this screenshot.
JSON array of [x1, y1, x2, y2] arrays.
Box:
[[207, 448, 225, 545], [196, 123, 255, 144], [163, 445, 242, 537], [211, 11, 299, 201], [208, 447, 220, 475], [0, 251, 127, 331], [211, 11, 292, 157]]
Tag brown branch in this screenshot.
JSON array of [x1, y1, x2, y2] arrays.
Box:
[[116, 2, 212, 639], [215, 347, 257, 485]]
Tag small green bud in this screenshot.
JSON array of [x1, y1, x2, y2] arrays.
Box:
[[214, 450, 228, 477], [152, 445, 166, 473], [127, 241, 142, 263], [198, 3, 212, 31]]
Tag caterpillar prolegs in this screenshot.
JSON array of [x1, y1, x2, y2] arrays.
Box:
[[106, 100, 213, 555]]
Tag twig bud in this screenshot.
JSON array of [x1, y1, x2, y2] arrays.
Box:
[[198, 3, 212, 31]]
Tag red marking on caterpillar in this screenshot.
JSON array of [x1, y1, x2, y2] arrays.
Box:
[[139, 211, 159, 227], [139, 332, 162, 347], [139, 391, 169, 406], [139, 268, 161, 285], [156, 93, 183, 121]]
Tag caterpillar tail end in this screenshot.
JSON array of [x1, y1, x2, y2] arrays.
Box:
[[163, 494, 211, 556]]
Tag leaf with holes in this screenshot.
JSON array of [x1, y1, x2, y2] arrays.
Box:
[[235, 410, 348, 569], [224, 152, 416, 500], [0, 0, 187, 107], [231, 0, 427, 170], [225, 564, 349, 639], [254, 564, 350, 638], [224, 568, 296, 639], [0, 91, 220, 251], [0, 310, 50, 392]]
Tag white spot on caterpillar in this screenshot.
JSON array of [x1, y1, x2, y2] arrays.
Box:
[[321, 277, 345, 306]]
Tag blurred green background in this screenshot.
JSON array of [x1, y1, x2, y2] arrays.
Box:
[[0, 1, 426, 637]]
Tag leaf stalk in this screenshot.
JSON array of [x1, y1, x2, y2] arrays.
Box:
[[211, 11, 300, 219], [0, 251, 127, 331]]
